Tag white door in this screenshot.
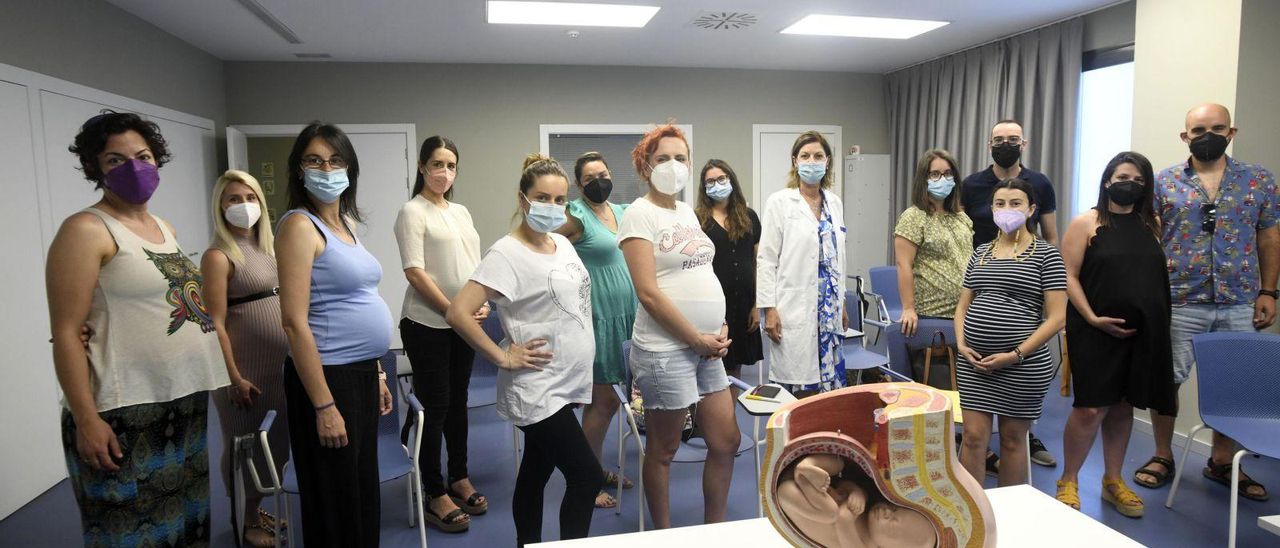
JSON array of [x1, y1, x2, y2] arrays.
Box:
[[347, 132, 412, 350], [843, 154, 892, 283], [751, 125, 842, 213], [0, 80, 66, 520]]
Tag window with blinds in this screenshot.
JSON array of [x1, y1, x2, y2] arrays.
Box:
[[547, 133, 646, 204]]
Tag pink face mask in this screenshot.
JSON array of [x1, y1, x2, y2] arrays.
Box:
[[993, 208, 1028, 234], [103, 159, 160, 204], [425, 167, 454, 196]]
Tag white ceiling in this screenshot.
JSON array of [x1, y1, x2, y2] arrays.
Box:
[[107, 0, 1119, 73]]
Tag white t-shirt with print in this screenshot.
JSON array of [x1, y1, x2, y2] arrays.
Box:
[[471, 233, 594, 427], [617, 196, 726, 352]]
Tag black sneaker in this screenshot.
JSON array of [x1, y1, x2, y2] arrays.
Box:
[[1029, 433, 1057, 467]]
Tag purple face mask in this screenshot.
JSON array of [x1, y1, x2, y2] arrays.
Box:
[[993, 208, 1028, 234], [103, 159, 160, 204]]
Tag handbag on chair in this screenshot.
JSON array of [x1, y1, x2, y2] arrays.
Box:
[[922, 330, 958, 391]]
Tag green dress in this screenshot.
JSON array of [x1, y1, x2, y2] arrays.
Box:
[[568, 198, 636, 384]]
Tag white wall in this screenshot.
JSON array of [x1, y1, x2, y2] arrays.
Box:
[[0, 62, 217, 520], [1131, 0, 1243, 450]]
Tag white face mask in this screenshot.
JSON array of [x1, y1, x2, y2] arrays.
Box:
[[224, 202, 261, 230], [648, 159, 690, 196]]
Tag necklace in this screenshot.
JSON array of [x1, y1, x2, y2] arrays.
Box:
[[803, 190, 823, 218], [980, 231, 1035, 266]]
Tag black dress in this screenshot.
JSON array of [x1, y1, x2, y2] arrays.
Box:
[[705, 208, 764, 369], [1065, 210, 1177, 414]]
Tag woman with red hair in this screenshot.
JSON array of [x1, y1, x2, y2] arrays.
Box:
[[618, 124, 741, 528]]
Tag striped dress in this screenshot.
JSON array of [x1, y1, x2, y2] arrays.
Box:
[[211, 236, 290, 503], [956, 238, 1066, 419]]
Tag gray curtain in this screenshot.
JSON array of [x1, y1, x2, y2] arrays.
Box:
[[885, 17, 1083, 244]]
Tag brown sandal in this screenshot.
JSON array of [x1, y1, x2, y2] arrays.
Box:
[[1133, 456, 1174, 489], [424, 498, 470, 534], [1203, 457, 1270, 501]]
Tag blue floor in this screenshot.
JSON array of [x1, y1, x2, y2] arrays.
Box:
[[3, 361, 1278, 547]]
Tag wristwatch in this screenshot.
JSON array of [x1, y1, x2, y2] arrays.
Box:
[[1260, 289, 1279, 299]]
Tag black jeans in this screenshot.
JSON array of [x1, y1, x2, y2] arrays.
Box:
[[514, 405, 605, 547], [283, 356, 381, 548], [401, 318, 475, 497]]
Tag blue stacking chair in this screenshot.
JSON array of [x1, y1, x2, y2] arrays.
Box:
[[1166, 332, 1280, 548], [842, 283, 890, 382], [251, 351, 427, 548], [867, 266, 903, 332]]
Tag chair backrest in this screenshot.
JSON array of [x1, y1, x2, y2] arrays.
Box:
[[1191, 332, 1280, 423], [844, 285, 865, 331], [868, 266, 902, 317]]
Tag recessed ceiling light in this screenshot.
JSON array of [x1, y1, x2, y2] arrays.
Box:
[[780, 14, 948, 39], [486, 1, 659, 28]]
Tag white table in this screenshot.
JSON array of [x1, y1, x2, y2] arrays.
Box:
[[1260, 514, 1280, 537], [532, 485, 1144, 547]]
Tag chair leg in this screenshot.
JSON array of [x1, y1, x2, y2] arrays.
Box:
[[406, 470, 414, 527], [1166, 423, 1206, 508], [1025, 430, 1033, 486], [1229, 449, 1247, 548], [615, 408, 624, 516], [284, 494, 294, 548], [512, 424, 522, 477]]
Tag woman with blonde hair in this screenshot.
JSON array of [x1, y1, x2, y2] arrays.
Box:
[[757, 130, 849, 397], [201, 170, 290, 547]]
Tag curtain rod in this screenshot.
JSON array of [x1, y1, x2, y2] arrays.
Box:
[[885, 0, 1131, 74]]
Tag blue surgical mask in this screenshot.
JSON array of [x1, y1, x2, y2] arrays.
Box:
[[522, 194, 567, 233], [797, 162, 826, 185], [705, 181, 733, 202], [927, 177, 956, 199], [303, 168, 349, 204]]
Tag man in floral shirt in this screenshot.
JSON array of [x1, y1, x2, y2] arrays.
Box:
[[1133, 103, 1278, 502]]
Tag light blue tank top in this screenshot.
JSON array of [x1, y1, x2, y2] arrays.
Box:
[[284, 209, 393, 365]]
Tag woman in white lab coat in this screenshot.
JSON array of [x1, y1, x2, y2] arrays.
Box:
[[757, 131, 849, 397]]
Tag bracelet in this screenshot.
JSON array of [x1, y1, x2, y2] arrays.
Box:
[[314, 401, 336, 411], [378, 370, 387, 382], [1012, 347, 1024, 364]]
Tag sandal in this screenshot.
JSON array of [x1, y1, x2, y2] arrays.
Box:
[[424, 497, 470, 534], [1054, 479, 1080, 510], [1102, 478, 1144, 518], [1133, 456, 1175, 489], [242, 524, 278, 548], [1203, 457, 1270, 502], [447, 486, 489, 515], [257, 508, 286, 531], [594, 490, 618, 509], [603, 470, 634, 490]]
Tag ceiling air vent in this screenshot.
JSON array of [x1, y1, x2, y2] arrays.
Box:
[[691, 12, 758, 30]]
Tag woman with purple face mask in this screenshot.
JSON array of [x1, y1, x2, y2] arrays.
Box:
[[47, 111, 229, 545], [953, 178, 1068, 488]]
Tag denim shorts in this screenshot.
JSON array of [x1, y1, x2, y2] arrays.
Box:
[[1169, 304, 1256, 383], [629, 346, 730, 410]]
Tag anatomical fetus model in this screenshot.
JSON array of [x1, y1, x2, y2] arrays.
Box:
[[762, 383, 996, 548]]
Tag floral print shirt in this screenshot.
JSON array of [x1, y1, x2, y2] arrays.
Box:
[[1154, 156, 1278, 305]]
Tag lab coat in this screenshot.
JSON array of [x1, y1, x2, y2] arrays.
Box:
[[756, 187, 847, 385]]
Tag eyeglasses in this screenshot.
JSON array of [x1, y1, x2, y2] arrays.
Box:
[[991, 136, 1024, 146], [1201, 203, 1217, 233], [704, 176, 730, 186], [927, 170, 954, 181], [302, 156, 348, 169]]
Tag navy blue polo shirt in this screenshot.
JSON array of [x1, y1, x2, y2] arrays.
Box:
[[960, 165, 1057, 247]]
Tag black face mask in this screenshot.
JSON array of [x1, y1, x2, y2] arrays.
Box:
[[1189, 132, 1230, 162], [582, 177, 613, 203], [1105, 180, 1143, 206], [991, 143, 1022, 169]]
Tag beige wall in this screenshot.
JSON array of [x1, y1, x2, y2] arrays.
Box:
[[1131, 0, 1243, 447], [224, 61, 887, 246], [0, 0, 225, 129]]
